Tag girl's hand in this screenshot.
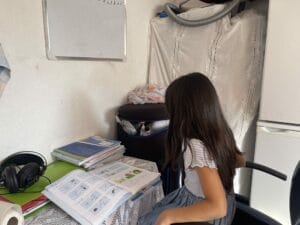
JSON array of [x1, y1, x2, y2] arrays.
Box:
[[155, 210, 172, 225]]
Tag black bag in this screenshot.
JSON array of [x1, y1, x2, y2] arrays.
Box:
[[117, 103, 180, 194]]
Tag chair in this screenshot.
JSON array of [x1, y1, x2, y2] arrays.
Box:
[[290, 161, 300, 225], [231, 161, 287, 225], [173, 161, 287, 225]]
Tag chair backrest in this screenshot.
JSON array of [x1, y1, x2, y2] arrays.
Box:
[[290, 161, 300, 225]]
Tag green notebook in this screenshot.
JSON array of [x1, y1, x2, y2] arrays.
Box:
[[0, 160, 79, 216]]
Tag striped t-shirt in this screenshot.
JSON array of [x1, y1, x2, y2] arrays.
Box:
[[183, 139, 217, 197]]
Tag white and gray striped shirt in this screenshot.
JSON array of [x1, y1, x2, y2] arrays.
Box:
[[183, 139, 217, 197]]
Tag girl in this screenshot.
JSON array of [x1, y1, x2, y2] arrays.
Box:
[[138, 72, 245, 225]]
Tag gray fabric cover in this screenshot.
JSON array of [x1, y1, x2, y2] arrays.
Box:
[[148, 1, 268, 195]]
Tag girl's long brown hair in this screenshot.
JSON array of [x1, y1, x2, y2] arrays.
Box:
[[165, 72, 240, 192]]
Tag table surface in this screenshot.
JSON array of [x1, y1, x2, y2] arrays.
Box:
[[25, 156, 164, 225]]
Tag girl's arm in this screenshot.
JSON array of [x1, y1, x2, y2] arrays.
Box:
[[155, 167, 227, 225]]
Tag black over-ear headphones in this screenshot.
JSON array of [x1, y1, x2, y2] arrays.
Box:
[[0, 151, 47, 193]]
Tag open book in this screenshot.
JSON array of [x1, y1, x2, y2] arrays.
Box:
[[43, 161, 160, 225]]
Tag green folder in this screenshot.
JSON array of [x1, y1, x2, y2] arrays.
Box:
[[0, 160, 79, 216]]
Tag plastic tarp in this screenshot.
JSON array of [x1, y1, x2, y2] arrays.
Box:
[[0, 44, 10, 98], [148, 1, 268, 196]]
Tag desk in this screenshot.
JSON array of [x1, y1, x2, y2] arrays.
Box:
[[25, 156, 164, 225]]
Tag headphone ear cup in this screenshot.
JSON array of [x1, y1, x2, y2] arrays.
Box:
[[17, 162, 41, 189], [2, 166, 19, 193]]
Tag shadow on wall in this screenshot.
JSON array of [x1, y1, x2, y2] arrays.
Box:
[[62, 90, 103, 138], [234, 113, 258, 198], [104, 106, 120, 138], [62, 89, 124, 139]]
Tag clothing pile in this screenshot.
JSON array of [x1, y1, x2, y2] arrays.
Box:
[[127, 84, 166, 105]]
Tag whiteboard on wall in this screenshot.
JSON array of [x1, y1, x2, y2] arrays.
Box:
[[43, 0, 126, 60]]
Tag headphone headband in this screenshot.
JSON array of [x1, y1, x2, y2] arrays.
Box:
[[0, 151, 47, 174]]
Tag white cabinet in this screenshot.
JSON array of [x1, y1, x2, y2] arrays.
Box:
[[259, 0, 300, 124], [251, 1, 300, 224], [251, 124, 300, 225]]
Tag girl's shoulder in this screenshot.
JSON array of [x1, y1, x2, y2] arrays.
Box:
[[185, 139, 217, 169], [188, 138, 205, 149]]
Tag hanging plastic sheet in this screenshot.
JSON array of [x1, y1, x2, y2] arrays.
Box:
[[0, 44, 10, 98], [148, 1, 268, 196]]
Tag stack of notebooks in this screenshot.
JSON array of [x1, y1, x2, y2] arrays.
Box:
[[51, 136, 125, 170]]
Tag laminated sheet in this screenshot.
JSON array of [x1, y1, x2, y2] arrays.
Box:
[[25, 156, 164, 225], [148, 1, 268, 195]]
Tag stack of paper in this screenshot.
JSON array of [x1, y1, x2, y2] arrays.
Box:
[[52, 136, 125, 170]]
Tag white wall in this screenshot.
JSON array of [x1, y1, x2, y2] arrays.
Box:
[[0, 0, 167, 162]]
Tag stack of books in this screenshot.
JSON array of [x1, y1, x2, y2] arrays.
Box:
[[52, 136, 125, 170]]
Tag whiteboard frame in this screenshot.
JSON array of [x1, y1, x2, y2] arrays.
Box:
[[42, 0, 127, 61]]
